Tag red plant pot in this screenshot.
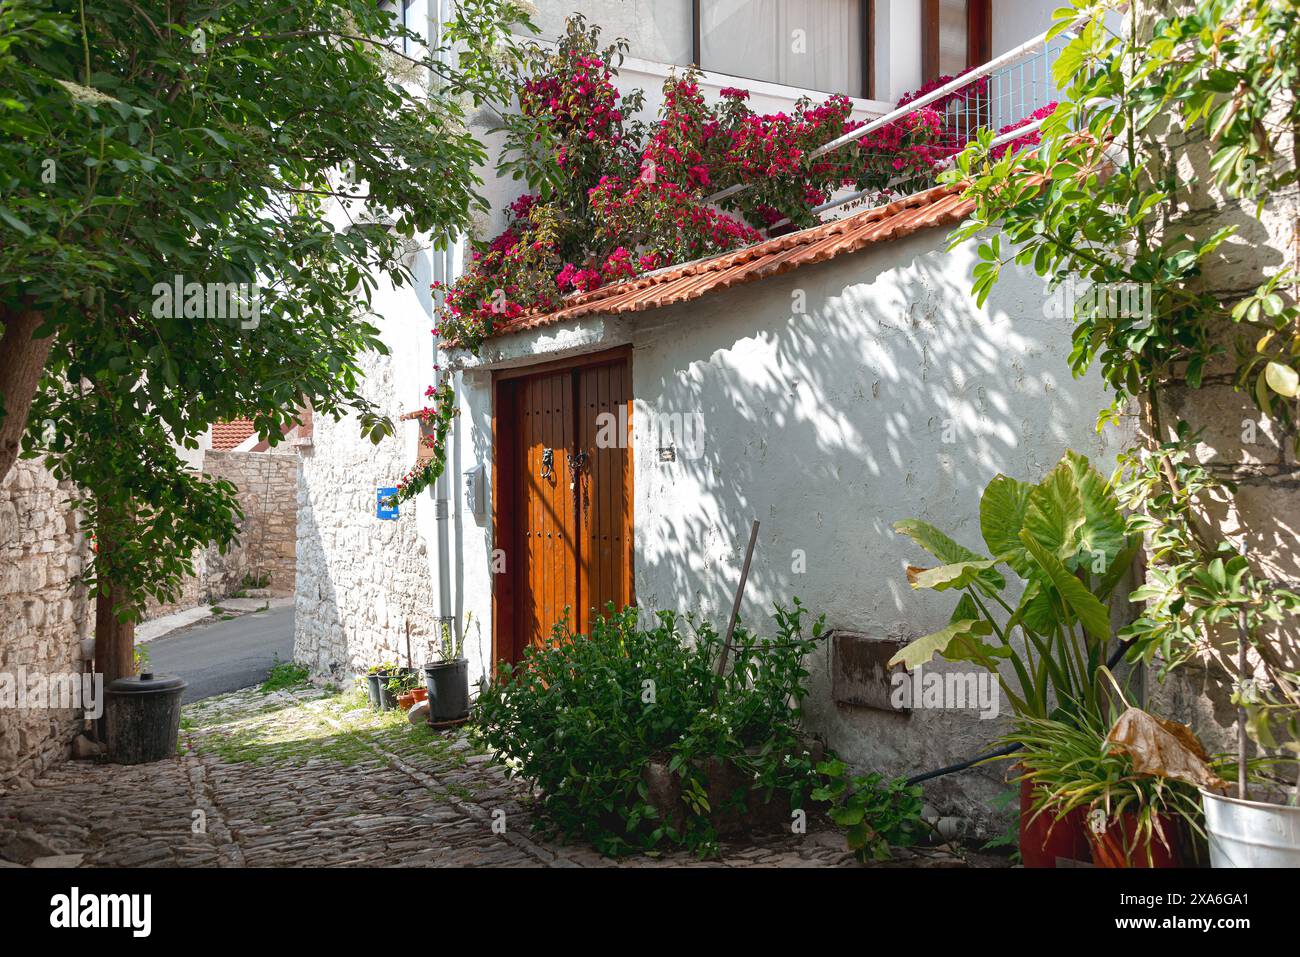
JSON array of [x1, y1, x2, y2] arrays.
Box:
[[1019, 778, 1091, 867], [1087, 812, 1181, 868], [396, 691, 417, 711], [412, 687, 428, 703]]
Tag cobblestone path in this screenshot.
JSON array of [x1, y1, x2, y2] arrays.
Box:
[[0, 684, 991, 868]]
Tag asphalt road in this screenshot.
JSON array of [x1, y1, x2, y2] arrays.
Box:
[[146, 605, 295, 703]]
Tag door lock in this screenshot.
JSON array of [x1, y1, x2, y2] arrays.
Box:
[[567, 447, 589, 478]]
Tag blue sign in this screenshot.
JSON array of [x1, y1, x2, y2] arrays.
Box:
[[376, 488, 399, 520]]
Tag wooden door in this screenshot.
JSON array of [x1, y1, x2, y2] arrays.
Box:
[[575, 360, 633, 638], [494, 349, 634, 665], [922, 0, 991, 82], [520, 369, 577, 651]]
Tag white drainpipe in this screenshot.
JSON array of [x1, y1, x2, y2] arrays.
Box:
[[430, 237, 458, 653], [430, 0, 458, 654]]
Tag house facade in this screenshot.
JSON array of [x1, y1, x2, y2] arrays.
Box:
[[294, 0, 1114, 823]]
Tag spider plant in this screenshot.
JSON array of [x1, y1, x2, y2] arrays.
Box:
[[1000, 701, 1217, 866]]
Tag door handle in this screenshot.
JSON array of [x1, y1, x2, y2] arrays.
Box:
[[568, 448, 590, 523]]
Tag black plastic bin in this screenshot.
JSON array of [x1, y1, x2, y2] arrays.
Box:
[[423, 659, 470, 722], [105, 672, 187, 764]]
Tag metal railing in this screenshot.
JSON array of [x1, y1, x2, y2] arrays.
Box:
[[704, 17, 1084, 216], [938, 35, 1065, 154]]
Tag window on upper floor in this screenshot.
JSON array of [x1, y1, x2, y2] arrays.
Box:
[[922, 0, 991, 82], [694, 0, 871, 99], [378, 0, 423, 55]]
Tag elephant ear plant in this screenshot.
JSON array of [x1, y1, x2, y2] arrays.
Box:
[[889, 450, 1141, 722]]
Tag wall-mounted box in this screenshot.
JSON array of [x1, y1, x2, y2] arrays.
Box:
[[831, 631, 910, 714], [464, 464, 486, 520]]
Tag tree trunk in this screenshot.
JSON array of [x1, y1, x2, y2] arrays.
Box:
[[0, 304, 54, 484], [95, 586, 136, 688], [92, 530, 136, 689]]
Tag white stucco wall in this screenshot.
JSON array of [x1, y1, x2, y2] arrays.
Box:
[[296, 0, 1094, 824], [446, 222, 1126, 825]]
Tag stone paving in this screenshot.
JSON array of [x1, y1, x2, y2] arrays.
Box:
[[0, 683, 998, 868]]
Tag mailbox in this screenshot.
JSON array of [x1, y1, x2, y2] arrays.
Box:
[[464, 464, 485, 519]]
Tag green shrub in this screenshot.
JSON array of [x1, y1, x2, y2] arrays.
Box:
[[473, 600, 825, 856], [812, 760, 925, 862], [261, 658, 311, 693]]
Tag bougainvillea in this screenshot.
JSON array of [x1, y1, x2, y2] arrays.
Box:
[[437, 16, 1051, 353], [388, 377, 458, 505], [990, 102, 1060, 160]]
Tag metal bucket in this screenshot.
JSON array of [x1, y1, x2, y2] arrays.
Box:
[[1201, 789, 1300, 868]]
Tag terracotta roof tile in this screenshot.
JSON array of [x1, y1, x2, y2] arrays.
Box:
[[211, 419, 256, 450], [480, 183, 974, 341]]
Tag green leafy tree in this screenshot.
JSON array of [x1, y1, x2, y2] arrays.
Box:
[[945, 0, 1300, 770], [0, 0, 532, 683]]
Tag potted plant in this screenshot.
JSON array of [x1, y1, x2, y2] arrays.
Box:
[[888, 451, 1142, 865], [1115, 435, 1300, 866], [365, 661, 401, 711], [390, 670, 423, 711], [1199, 630, 1300, 867], [1002, 687, 1229, 868], [424, 613, 473, 722]]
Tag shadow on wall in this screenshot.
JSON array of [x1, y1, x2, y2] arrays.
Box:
[[624, 226, 1120, 823], [144, 449, 300, 621]]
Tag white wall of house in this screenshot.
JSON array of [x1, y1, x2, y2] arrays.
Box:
[[992, 0, 1054, 55], [445, 222, 1127, 824], [173, 424, 211, 471], [876, 0, 923, 102], [296, 0, 1079, 814]]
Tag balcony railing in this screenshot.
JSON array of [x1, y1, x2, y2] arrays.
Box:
[[705, 19, 1082, 225], [939, 34, 1066, 157]]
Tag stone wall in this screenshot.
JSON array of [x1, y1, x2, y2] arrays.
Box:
[[203, 450, 299, 596], [0, 460, 93, 787], [1142, 14, 1300, 753], [144, 449, 300, 618], [294, 349, 443, 681]]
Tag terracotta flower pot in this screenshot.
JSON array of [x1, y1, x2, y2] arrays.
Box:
[[396, 691, 417, 711], [1087, 811, 1181, 868], [1019, 778, 1091, 867], [412, 687, 428, 703]]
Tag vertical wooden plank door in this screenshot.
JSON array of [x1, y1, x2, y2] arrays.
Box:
[[520, 369, 577, 652], [575, 359, 633, 638], [496, 350, 633, 665]]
